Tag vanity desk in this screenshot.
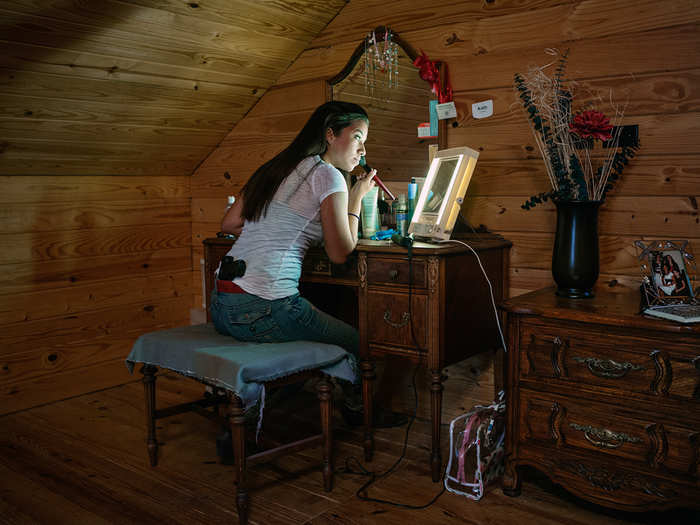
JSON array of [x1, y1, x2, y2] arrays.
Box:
[[501, 288, 700, 511], [204, 235, 511, 481]]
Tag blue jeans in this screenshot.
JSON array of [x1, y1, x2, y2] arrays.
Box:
[[210, 288, 359, 381]]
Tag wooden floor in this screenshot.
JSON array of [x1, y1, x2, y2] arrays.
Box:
[[1, 373, 698, 525]]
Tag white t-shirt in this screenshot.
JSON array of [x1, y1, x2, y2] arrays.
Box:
[[223, 155, 347, 300]]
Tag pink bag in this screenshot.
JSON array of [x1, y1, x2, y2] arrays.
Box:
[[444, 391, 505, 500]]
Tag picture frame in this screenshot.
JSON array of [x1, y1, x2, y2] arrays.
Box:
[[634, 240, 697, 307]]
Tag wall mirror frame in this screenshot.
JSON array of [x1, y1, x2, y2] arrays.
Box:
[[327, 26, 447, 189]]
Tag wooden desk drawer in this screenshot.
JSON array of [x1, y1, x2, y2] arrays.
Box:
[[367, 290, 427, 349], [366, 257, 426, 288], [518, 389, 700, 480], [519, 320, 700, 403]]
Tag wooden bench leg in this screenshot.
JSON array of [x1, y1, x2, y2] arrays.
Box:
[[316, 378, 333, 492], [228, 394, 248, 525], [141, 364, 158, 467]]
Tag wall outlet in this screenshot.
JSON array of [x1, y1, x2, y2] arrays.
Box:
[[603, 124, 639, 148]]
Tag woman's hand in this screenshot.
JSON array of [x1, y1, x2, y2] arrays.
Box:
[[347, 169, 376, 214]]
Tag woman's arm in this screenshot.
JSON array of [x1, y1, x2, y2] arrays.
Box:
[[320, 171, 375, 264], [221, 194, 245, 235]]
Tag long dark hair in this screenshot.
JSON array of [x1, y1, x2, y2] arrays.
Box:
[[241, 101, 369, 222]]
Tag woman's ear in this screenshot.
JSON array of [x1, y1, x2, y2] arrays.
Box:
[[325, 127, 335, 144]]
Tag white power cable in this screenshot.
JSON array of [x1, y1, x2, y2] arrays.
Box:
[[438, 239, 507, 353]]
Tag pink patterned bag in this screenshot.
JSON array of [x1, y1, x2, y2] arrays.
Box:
[[444, 391, 506, 500]]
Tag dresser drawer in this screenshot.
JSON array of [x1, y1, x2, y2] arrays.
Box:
[[367, 290, 427, 349], [518, 389, 700, 480], [519, 320, 700, 403], [366, 257, 427, 288]]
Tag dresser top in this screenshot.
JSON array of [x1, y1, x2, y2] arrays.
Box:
[[501, 287, 700, 335]]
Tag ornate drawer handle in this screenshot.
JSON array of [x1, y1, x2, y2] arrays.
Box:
[[383, 309, 410, 328], [570, 423, 642, 449], [572, 356, 644, 379], [388, 269, 399, 280]]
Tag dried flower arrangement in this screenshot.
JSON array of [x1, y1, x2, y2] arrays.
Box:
[[514, 50, 640, 209]]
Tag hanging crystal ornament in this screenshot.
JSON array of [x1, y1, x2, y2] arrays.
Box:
[[363, 27, 399, 101]]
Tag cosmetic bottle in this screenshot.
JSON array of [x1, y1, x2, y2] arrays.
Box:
[[396, 194, 408, 237]]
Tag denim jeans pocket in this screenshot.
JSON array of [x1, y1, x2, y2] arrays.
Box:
[[224, 303, 277, 337]]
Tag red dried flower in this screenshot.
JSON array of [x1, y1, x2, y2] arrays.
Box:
[[569, 110, 613, 141]]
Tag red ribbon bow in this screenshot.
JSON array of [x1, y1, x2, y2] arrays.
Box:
[[413, 50, 453, 104]]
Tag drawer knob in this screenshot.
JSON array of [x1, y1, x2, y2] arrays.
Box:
[[389, 269, 399, 280], [569, 423, 642, 449], [383, 309, 410, 328], [572, 356, 644, 379]]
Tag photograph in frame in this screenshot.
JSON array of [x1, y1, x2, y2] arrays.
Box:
[[635, 240, 697, 307]]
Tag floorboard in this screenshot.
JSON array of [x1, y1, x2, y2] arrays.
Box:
[[0, 373, 698, 525]]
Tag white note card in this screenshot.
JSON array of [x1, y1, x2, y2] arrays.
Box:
[[472, 100, 493, 119], [435, 101, 457, 120]]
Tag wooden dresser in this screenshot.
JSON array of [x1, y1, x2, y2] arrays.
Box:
[[500, 288, 700, 511]]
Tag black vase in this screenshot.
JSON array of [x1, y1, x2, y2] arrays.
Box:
[[552, 200, 601, 298]]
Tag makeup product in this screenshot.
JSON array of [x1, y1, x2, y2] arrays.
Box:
[[359, 156, 395, 200]]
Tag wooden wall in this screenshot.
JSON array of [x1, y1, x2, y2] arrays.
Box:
[[192, 0, 700, 417], [0, 0, 345, 414]]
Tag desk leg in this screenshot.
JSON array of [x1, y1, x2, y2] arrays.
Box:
[[361, 359, 375, 462], [430, 368, 444, 482]]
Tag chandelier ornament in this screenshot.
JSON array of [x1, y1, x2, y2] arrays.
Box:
[[364, 27, 399, 100]]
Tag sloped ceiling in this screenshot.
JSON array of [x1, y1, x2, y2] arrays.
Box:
[[0, 0, 346, 176]]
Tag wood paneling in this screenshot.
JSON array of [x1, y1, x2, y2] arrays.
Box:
[[0, 1, 346, 413]]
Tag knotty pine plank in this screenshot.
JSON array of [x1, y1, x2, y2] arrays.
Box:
[[192, 221, 221, 247], [449, 112, 700, 160], [505, 233, 700, 274], [470, 0, 700, 55], [0, 93, 237, 131], [0, 358, 136, 415], [507, 268, 643, 298], [0, 1, 310, 63], [0, 157, 196, 176], [0, 68, 260, 110], [462, 195, 700, 238], [453, 69, 700, 129], [246, 80, 327, 118], [0, 11, 288, 85], [0, 119, 223, 147], [2, 199, 190, 234], [468, 156, 700, 197], [0, 270, 192, 325], [310, 0, 577, 48], [0, 175, 190, 203], [126, 0, 344, 37], [2, 295, 192, 357], [190, 164, 249, 199], [1, 138, 211, 163], [0, 247, 191, 295], [0, 223, 191, 264]]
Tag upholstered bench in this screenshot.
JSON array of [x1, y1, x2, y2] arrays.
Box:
[[126, 323, 355, 525]]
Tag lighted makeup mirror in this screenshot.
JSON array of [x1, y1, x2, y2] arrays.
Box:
[[408, 146, 480, 241]]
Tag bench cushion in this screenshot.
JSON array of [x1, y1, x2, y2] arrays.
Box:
[[125, 323, 355, 408]]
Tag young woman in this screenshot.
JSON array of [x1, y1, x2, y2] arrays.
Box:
[[211, 100, 375, 378]]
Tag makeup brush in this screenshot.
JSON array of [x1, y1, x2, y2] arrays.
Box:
[[359, 156, 395, 201]]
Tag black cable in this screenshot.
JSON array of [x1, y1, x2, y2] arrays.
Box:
[[336, 237, 447, 509]]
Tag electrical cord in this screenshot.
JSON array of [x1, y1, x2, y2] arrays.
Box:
[[438, 239, 508, 353], [336, 235, 448, 509]]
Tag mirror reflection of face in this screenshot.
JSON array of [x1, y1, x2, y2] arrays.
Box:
[[324, 119, 368, 172]]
